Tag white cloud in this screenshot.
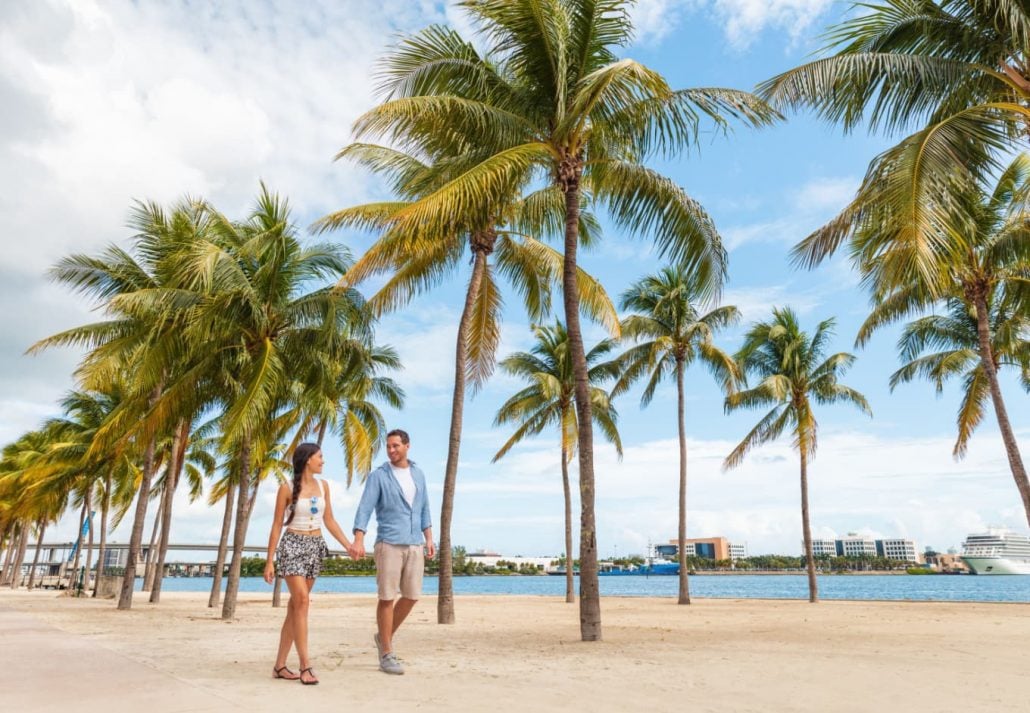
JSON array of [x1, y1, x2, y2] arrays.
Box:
[[709, 0, 834, 49], [630, 0, 685, 45], [627, 1, 835, 50], [0, 0, 447, 440], [722, 175, 859, 251]]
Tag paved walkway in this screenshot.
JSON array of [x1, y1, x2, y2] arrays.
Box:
[[0, 606, 245, 713]]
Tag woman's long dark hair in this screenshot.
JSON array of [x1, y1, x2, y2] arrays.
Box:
[[284, 443, 321, 527]]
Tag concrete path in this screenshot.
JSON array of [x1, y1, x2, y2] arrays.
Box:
[[0, 606, 245, 713]]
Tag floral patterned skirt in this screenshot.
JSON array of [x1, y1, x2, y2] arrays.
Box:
[[275, 531, 329, 579]]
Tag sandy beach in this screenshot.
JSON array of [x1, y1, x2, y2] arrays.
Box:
[[1, 589, 1027, 713]]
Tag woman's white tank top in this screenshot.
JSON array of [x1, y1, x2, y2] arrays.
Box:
[[287, 479, 326, 531]]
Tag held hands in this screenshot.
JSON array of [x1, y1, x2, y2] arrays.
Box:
[[350, 536, 366, 560], [263, 561, 275, 585]]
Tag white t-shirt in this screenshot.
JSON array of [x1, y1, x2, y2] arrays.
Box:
[[391, 465, 416, 507]]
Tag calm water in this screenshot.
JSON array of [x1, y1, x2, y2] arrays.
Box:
[[145, 573, 1030, 602]]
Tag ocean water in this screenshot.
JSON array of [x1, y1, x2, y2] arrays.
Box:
[[145, 573, 1030, 602]]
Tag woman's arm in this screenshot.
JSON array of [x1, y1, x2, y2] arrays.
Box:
[[264, 483, 290, 583], [321, 480, 357, 558]]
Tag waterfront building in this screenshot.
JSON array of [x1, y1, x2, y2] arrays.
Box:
[[804, 534, 920, 563], [466, 551, 553, 570], [839, 533, 878, 557], [811, 539, 838, 557], [923, 551, 969, 573], [663, 537, 749, 561], [877, 538, 919, 562]]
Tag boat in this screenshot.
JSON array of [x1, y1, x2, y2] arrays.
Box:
[[598, 552, 679, 576], [960, 528, 1030, 575]]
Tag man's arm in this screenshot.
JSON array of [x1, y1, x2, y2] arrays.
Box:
[[423, 527, 435, 559], [351, 469, 380, 558]]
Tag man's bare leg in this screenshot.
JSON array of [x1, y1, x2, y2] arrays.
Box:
[[377, 597, 418, 654]]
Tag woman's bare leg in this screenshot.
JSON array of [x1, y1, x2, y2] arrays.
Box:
[[287, 576, 318, 683]]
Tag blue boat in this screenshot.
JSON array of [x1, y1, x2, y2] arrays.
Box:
[[599, 560, 679, 576]]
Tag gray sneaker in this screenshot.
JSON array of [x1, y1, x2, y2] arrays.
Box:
[[379, 652, 404, 675]]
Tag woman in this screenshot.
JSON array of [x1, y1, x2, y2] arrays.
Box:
[[265, 443, 357, 685]]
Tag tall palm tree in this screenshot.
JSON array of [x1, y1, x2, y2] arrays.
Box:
[[30, 198, 213, 609], [319, 145, 617, 626], [615, 267, 740, 604], [343, 0, 777, 639], [803, 152, 1030, 525], [723, 308, 871, 603], [492, 321, 623, 604], [166, 187, 367, 620], [888, 296, 1030, 457], [760, 0, 1030, 283]]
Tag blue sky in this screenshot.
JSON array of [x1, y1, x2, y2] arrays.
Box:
[[2, 0, 1027, 559]]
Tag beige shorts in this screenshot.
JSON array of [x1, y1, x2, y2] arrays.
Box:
[[374, 541, 424, 601]]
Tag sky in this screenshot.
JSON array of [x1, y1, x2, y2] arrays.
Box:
[[2, 0, 1028, 560]]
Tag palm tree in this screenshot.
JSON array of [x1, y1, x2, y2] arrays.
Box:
[[803, 151, 1030, 525], [319, 146, 617, 626], [492, 321, 623, 604], [167, 186, 367, 620], [615, 267, 740, 604], [723, 308, 871, 603], [760, 0, 1030, 283], [343, 0, 777, 639], [888, 297, 1030, 457], [30, 198, 214, 609]]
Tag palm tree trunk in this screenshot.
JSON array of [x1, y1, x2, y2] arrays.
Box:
[[799, 447, 818, 603], [972, 292, 1030, 526], [560, 445, 574, 604], [118, 419, 159, 610], [69, 500, 87, 592], [0, 523, 16, 585], [559, 163, 601, 641], [142, 482, 166, 592], [27, 521, 46, 590], [222, 435, 253, 621], [83, 490, 94, 594], [437, 246, 490, 625], [316, 420, 327, 447], [151, 420, 188, 604], [208, 482, 235, 608], [92, 473, 111, 598], [676, 359, 690, 605], [9, 525, 30, 589]]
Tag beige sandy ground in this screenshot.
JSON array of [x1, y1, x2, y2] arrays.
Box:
[[1, 589, 1027, 713]]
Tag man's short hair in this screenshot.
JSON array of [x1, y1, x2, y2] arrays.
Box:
[[386, 428, 410, 445]]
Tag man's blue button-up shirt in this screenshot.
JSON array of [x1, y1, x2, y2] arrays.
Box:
[[352, 460, 432, 545]]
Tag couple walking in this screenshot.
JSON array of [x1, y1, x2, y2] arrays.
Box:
[[263, 428, 433, 683]]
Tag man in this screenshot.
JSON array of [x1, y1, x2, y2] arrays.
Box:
[[352, 429, 435, 675]]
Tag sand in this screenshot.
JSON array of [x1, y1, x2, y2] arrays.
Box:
[[1, 588, 1027, 712]]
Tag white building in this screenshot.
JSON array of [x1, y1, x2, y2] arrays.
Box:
[[878, 538, 920, 563], [810, 539, 838, 557], [839, 534, 878, 557], [728, 542, 748, 560], [805, 534, 920, 562], [466, 552, 553, 570]]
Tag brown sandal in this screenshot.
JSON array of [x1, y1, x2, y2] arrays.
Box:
[[273, 665, 299, 680], [299, 667, 319, 685]]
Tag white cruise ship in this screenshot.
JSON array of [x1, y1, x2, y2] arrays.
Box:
[[960, 528, 1030, 575]]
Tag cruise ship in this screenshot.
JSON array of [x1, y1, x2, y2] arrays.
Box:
[[960, 528, 1030, 575]]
